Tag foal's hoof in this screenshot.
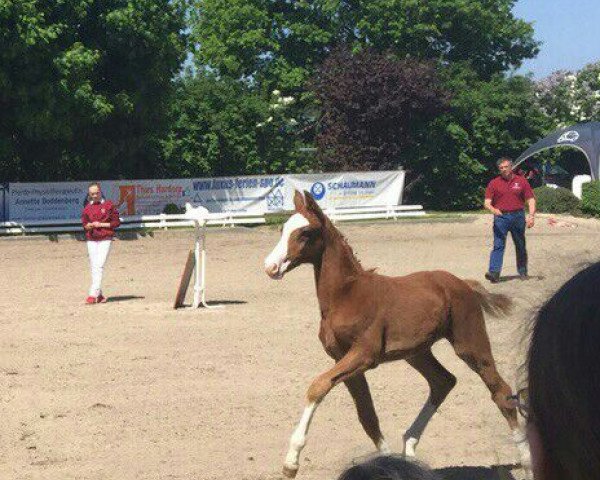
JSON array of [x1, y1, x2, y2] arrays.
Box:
[[282, 465, 299, 478]]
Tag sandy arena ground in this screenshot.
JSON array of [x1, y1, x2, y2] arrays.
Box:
[[1, 214, 599, 480]]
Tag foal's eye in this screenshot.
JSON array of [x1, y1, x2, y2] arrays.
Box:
[[300, 229, 314, 240]]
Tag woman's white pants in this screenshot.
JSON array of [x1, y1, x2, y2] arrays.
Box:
[[87, 240, 112, 297]]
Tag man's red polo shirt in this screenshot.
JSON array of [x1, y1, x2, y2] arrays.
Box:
[[485, 174, 534, 212]]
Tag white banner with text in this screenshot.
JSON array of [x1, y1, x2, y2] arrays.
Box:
[[6, 171, 404, 221]]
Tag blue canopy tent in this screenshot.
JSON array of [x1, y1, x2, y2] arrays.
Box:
[[514, 122, 600, 180]]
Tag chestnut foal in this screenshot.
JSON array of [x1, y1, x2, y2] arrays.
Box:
[[264, 191, 528, 478]]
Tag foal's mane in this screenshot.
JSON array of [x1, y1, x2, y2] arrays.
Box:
[[322, 216, 376, 277]]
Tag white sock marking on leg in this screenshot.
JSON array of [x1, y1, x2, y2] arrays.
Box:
[[377, 438, 391, 454], [403, 400, 437, 456], [513, 428, 531, 469], [284, 402, 318, 471], [404, 437, 418, 457]]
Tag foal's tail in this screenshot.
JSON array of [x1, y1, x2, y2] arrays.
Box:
[[464, 279, 513, 317]]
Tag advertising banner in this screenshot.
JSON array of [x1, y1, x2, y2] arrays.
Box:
[[0, 184, 6, 222], [101, 179, 192, 216], [285, 171, 404, 210], [185, 175, 286, 213], [7, 171, 404, 221], [7, 182, 89, 221], [8, 177, 286, 220], [93, 175, 287, 215]]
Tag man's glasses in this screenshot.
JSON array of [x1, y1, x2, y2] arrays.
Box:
[[508, 387, 530, 421]]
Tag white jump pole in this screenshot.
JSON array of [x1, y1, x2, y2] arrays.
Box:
[[186, 203, 223, 309]]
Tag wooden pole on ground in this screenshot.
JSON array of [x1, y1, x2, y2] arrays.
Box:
[[173, 249, 195, 309]]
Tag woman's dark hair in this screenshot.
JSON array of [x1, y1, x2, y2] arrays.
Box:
[[337, 455, 440, 480], [527, 261, 600, 480]]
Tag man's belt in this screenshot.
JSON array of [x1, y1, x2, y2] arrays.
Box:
[[500, 209, 524, 214]]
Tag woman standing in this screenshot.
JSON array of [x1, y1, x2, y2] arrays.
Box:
[[81, 182, 120, 304]]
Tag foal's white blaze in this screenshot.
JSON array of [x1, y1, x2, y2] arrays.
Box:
[[264, 213, 309, 279], [284, 402, 318, 473]]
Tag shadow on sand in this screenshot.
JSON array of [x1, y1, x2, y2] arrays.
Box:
[[178, 299, 248, 308], [105, 295, 145, 303], [498, 275, 545, 283], [435, 464, 522, 480]]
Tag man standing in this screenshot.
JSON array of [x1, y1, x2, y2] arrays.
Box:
[[484, 157, 536, 283]]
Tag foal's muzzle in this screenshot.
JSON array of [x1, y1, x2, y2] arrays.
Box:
[[264, 259, 291, 280]]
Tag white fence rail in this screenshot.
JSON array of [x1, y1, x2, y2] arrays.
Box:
[[325, 204, 425, 223], [0, 204, 426, 235], [0, 211, 266, 235]]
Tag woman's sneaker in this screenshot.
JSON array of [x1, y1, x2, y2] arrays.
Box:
[[85, 296, 97, 304], [97, 295, 107, 303]]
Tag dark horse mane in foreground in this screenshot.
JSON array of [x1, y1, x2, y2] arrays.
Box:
[[264, 191, 528, 478]]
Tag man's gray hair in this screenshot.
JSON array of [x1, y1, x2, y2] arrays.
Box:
[[496, 157, 513, 167]]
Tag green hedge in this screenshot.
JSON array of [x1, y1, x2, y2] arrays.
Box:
[[534, 186, 581, 214], [582, 180, 600, 216], [163, 203, 185, 214]]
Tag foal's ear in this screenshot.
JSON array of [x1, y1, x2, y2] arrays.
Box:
[[303, 191, 326, 223], [293, 190, 306, 212]]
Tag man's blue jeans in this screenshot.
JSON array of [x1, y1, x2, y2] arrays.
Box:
[[489, 211, 527, 275]]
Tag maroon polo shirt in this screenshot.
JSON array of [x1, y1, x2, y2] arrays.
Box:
[[485, 174, 534, 212], [81, 200, 121, 241]]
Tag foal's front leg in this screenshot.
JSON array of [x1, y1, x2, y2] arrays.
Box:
[[283, 350, 374, 478]]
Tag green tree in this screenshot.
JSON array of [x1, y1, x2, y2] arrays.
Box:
[[189, 0, 542, 205], [408, 66, 549, 209], [312, 47, 450, 172], [191, 0, 336, 91], [0, 0, 187, 182], [191, 0, 539, 91], [346, 0, 538, 79], [162, 73, 314, 177], [535, 62, 600, 128]]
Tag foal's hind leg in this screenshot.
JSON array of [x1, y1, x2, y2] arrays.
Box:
[[345, 373, 390, 453], [450, 308, 530, 467], [403, 349, 457, 457]]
